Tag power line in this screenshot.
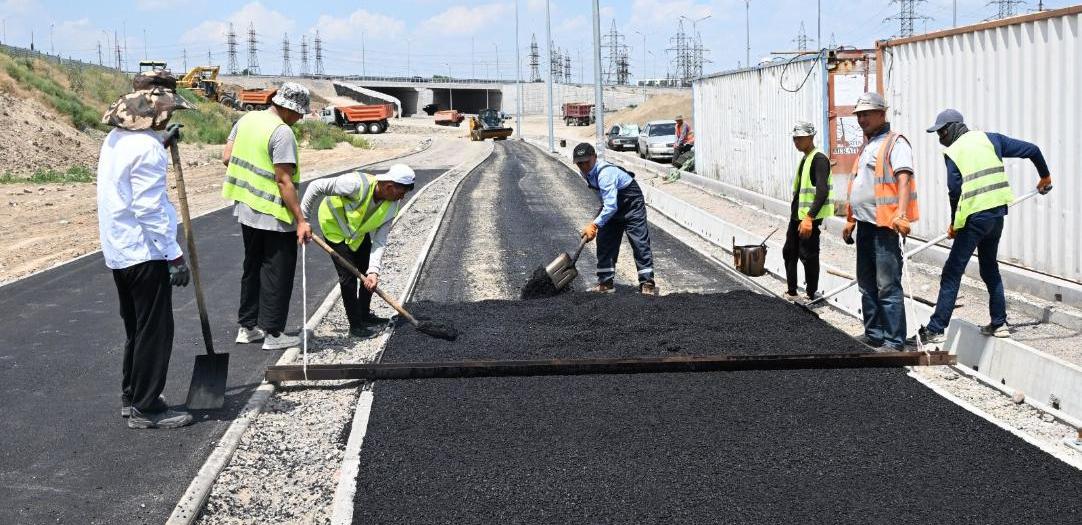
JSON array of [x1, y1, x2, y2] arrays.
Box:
[[529, 33, 541, 82], [246, 22, 260, 75], [300, 35, 309, 76], [314, 30, 325, 77], [226, 23, 239, 75], [794, 22, 809, 51], [886, 0, 931, 38], [182, 48, 187, 71], [601, 19, 630, 85], [281, 33, 292, 76], [989, 0, 1025, 19]]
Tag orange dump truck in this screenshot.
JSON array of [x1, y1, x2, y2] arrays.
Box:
[[562, 102, 594, 126], [434, 109, 465, 127], [234, 89, 277, 111], [319, 104, 394, 134]]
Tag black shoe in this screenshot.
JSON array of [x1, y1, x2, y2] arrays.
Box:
[[855, 335, 884, 349], [360, 312, 391, 326], [349, 326, 378, 338], [980, 323, 1010, 338], [128, 407, 193, 429], [121, 394, 167, 418], [907, 325, 945, 346]]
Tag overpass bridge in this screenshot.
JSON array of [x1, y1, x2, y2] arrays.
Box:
[[221, 75, 687, 117]]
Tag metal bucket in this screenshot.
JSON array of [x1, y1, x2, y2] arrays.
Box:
[[733, 244, 768, 277]]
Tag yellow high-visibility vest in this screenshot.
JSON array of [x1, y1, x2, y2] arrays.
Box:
[[794, 148, 834, 219], [318, 174, 395, 251], [221, 111, 300, 224], [944, 131, 1014, 229]]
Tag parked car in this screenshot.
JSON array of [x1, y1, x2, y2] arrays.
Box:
[[637, 120, 677, 161], [606, 124, 640, 151]]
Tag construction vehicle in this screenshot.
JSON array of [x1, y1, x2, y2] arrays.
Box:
[[234, 88, 277, 112], [176, 66, 236, 107], [469, 108, 513, 141], [434, 109, 465, 126], [138, 60, 168, 73], [562, 102, 594, 126], [319, 104, 394, 134]]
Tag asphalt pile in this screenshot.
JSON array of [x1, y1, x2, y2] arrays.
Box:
[[355, 290, 1082, 524]]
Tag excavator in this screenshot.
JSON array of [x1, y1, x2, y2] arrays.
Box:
[[468, 108, 513, 141], [177, 66, 236, 108]]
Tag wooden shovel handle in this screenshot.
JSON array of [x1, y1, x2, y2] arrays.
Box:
[[169, 143, 216, 355], [310, 234, 419, 326]]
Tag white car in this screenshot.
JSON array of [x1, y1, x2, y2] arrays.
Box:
[[637, 120, 677, 162]]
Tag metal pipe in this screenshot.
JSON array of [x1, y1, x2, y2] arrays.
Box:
[[265, 351, 957, 382], [545, 0, 555, 152]]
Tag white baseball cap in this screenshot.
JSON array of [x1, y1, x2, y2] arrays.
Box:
[[376, 164, 416, 186]]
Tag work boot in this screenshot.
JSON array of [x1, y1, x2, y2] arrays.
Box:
[[128, 407, 193, 430], [906, 325, 945, 346], [855, 335, 883, 349], [121, 394, 166, 418], [349, 326, 378, 338], [360, 312, 390, 326], [980, 323, 1010, 338], [591, 281, 615, 294], [639, 281, 658, 296], [262, 332, 301, 350], [235, 326, 266, 344]]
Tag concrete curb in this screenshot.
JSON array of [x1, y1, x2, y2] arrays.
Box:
[[165, 138, 439, 525], [330, 142, 498, 525]]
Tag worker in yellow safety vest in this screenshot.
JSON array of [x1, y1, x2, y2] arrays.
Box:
[[783, 121, 833, 302], [909, 109, 1053, 345], [221, 82, 312, 351], [301, 164, 416, 337]]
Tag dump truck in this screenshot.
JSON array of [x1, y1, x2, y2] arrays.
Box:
[[469, 108, 513, 141], [235, 88, 277, 111], [562, 102, 594, 126], [319, 104, 394, 134], [434, 110, 465, 126]]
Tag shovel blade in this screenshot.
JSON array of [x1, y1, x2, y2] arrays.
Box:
[[186, 352, 230, 410]]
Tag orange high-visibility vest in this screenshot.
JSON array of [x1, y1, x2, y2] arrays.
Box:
[[846, 132, 920, 227]]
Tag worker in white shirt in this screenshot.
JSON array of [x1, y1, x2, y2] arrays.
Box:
[[300, 164, 416, 336], [97, 70, 195, 430]]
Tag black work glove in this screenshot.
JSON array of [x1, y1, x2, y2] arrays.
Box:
[[169, 261, 191, 287], [162, 123, 183, 149]]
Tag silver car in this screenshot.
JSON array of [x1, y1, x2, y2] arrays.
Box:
[[606, 123, 639, 151], [637, 120, 677, 161]]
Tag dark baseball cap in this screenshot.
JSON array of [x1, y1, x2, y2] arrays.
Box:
[[927, 109, 965, 133], [572, 142, 595, 163]]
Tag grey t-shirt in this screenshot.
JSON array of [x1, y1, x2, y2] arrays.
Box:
[[227, 116, 300, 232], [850, 131, 914, 224]]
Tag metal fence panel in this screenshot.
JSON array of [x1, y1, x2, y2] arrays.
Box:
[[692, 57, 825, 202], [882, 9, 1081, 282]]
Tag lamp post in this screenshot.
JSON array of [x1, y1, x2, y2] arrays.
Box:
[[447, 63, 454, 110], [745, 1, 751, 67], [633, 30, 647, 103], [545, 0, 554, 152], [515, 0, 523, 139], [591, 0, 604, 154]]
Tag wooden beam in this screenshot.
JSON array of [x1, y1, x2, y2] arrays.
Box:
[[265, 351, 956, 382]]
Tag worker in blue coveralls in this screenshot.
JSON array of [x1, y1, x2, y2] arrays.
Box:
[[909, 109, 1053, 346], [573, 142, 658, 295]]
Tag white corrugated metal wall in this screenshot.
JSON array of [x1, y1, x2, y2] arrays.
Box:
[[882, 9, 1081, 282], [692, 57, 825, 201]]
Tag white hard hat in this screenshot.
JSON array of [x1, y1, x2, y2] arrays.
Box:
[[376, 164, 415, 186], [853, 92, 888, 113], [792, 121, 816, 137]]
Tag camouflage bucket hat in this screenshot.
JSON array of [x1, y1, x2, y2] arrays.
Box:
[[101, 88, 195, 131], [271, 82, 311, 115], [132, 69, 179, 91]]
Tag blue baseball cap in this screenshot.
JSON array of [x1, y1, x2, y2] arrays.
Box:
[[927, 109, 965, 133]]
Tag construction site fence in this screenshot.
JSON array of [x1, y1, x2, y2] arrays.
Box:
[[0, 43, 126, 75], [692, 5, 1082, 286]]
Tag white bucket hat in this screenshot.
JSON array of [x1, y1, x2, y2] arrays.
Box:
[[792, 121, 816, 137], [376, 164, 416, 186], [271, 82, 311, 115]]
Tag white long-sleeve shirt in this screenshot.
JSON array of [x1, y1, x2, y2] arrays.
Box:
[[300, 173, 398, 274], [96, 129, 183, 270]]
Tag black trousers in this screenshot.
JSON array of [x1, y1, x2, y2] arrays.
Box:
[[782, 218, 822, 297], [596, 181, 655, 285], [238, 224, 297, 334], [329, 236, 374, 330], [113, 260, 173, 413]]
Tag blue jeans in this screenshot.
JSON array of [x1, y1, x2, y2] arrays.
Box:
[[927, 212, 1006, 333], [856, 222, 906, 349]]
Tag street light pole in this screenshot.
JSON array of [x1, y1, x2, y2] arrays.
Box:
[[515, 0, 523, 139], [591, 0, 604, 155], [49, 23, 53, 54], [447, 63, 454, 110], [545, 0, 554, 152], [634, 30, 647, 103], [745, 1, 751, 67]]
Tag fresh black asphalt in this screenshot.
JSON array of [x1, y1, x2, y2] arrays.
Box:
[[354, 141, 1082, 524], [0, 166, 445, 525]]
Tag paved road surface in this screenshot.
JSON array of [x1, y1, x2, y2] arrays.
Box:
[[353, 141, 1082, 524], [0, 160, 447, 524]]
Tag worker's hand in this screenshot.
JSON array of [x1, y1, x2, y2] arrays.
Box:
[[296, 221, 313, 245], [363, 273, 379, 292], [947, 224, 956, 240], [798, 216, 814, 239], [168, 256, 190, 287], [581, 222, 599, 242], [162, 123, 183, 149], [1037, 176, 1053, 195], [842, 220, 856, 245], [891, 215, 911, 238]]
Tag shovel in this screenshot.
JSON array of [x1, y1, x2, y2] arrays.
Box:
[[311, 235, 458, 341], [799, 188, 1049, 314], [168, 136, 229, 410], [521, 236, 590, 299]]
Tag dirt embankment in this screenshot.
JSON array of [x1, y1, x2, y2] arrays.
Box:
[[0, 92, 103, 175]]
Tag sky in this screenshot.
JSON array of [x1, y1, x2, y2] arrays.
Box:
[[0, 0, 1073, 80]]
